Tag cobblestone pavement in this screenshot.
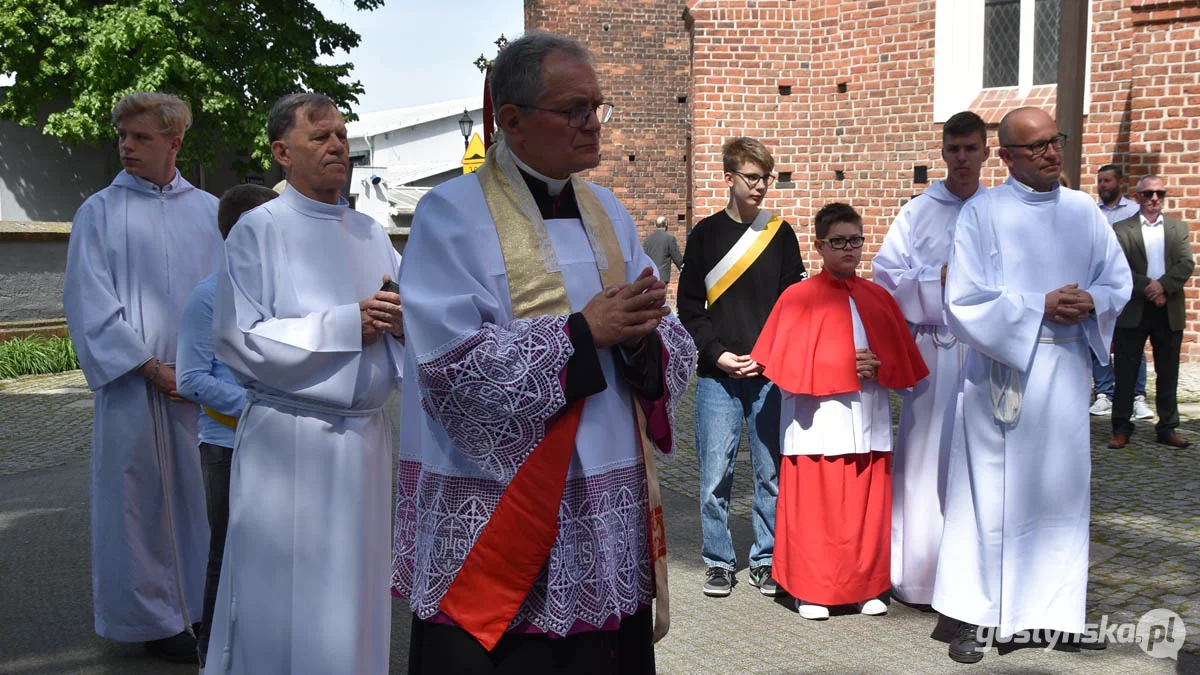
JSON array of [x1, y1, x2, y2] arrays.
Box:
[[1, 369, 1197, 673]]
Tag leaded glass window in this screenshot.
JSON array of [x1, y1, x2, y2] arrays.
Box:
[[984, 0, 1021, 88], [1033, 0, 1061, 85]]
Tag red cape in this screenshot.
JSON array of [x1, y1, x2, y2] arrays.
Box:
[[751, 271, 929, 396]]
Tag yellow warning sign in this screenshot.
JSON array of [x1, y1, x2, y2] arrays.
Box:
[[462, 133, 486, 174]]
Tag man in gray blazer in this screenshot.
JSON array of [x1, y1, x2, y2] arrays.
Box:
[[1108, 175, 1196, 449]]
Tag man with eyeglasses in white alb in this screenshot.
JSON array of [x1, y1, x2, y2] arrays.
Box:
[[677, 136, 806, 600], [935, 107, 1131, 663], [395, 31, 697, 674]]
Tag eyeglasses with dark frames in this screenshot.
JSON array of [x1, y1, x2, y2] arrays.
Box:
[[1002, 132, 1068, 159], [1138, 189, 1167, 199], [732, 170, 775, 187], [817, 235, 865, 250], [517, 102, 614, 128]]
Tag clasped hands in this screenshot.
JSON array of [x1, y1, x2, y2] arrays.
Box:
[[360, 274, 404, 346], [1144, 279, 1167, 308], [581, 267, 669, 349], [1044, 284, 1094, 325], [719, 348, 880, 382]]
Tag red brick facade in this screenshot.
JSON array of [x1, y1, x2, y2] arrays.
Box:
[[525, 0, 693, 235], [528, 0, 1200, 356]]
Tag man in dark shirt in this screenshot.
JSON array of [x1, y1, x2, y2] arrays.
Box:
[[678, 136, 806, 599], [642, 216, 684, 283]]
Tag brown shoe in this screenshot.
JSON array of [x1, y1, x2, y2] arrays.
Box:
[[1107, 434, 1129, 449], [1156, 432, 1190, 448]]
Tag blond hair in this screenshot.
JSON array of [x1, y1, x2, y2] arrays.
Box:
[[111, 92, 193, 138], [722, 137, 775, 174]]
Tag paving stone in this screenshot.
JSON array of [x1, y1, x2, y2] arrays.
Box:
[[1, 367, 1197, 672]]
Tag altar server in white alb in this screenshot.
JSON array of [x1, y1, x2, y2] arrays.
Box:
[[394, 32, 696, 674], [872, 110, 988, 607], [934, 107, 1131, 664], [63, 92, 220, 664], [206, 93, 404, 674]]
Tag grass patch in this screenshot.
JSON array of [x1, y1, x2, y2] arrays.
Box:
[[0, 336, 80, 380]]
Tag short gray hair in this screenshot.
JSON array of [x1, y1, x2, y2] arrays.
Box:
[[489, 32, 593, 109], [267, 93, 337, 143], [1137, 174, 1164, 191]]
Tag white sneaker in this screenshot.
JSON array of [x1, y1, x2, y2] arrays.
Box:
[[1089, 394, 1112, 416], [1133, 395, 1155, 420], [860, 598, 888, 615], [796, 599, 830, 620]]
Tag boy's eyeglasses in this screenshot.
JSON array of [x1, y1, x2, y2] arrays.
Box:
[[732, 170, 775, 187], [818, 236, 865, 250]]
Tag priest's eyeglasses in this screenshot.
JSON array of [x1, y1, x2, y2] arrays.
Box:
[[1003, 132, 1068, 159], [732, 170, 775, 187], [817, 235, 865, 250], [1138, 189, 1167, 199], [518, 102, 614, 128]]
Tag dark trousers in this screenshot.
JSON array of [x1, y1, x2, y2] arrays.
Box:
[[196, 442, 233, 666], [1112, 303, 1182, 438], [407, 609, 655, 675]]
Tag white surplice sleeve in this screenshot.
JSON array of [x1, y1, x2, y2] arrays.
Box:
[[872, 205, 946, 326], [1082, 205, 1133, 365], [400, 186, 577, 482], [946, 198, 1045, 372], [214, 210, 363, 408], [63, 195, 153, 390]]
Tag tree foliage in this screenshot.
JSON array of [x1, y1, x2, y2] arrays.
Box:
[[0, 0, 383, 171]]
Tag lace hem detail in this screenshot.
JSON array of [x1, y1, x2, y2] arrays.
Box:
[[392, 461, 652, 636], [660, 314, 698, 429], [416, 316, 572, 481]]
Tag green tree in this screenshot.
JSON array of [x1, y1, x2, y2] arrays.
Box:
[[0, 0, 382, 172]]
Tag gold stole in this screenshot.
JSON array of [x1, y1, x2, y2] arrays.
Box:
[[477, 144, 671, 643]]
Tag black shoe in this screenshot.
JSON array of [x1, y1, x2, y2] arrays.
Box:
[[144, 629, 199, 664], [948, 621, 986, 664], [703, 567, 733, 597], [748, 565, 780, 597]]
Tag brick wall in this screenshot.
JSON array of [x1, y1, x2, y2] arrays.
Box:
[[529, 0, 1200, 357], [526, 0, 692, 249]]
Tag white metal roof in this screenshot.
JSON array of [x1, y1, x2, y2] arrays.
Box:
[[347, 96, 482, 140]]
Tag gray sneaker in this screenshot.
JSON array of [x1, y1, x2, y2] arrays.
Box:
[[1133, 395, 1155, 420], [703, 567, 733, 597], [748, 565, 780, 596]]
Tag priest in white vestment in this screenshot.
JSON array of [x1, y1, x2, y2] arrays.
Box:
[[934, 107, 1131, 664], [206, 93, 404, 675], [63, 92, 219, 663], [393, 33, 697, 674], [872, 111, 989, 607]]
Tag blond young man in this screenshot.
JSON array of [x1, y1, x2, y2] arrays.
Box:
[[677, 137, 806, 598], [63, 92, 221, 663]]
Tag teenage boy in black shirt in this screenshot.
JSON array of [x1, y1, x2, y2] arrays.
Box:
[[678, 137, 806, 598]]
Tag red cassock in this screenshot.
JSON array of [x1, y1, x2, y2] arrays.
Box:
[[751, 271, 928, 606]]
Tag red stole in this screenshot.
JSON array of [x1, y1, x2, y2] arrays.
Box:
[[750, 271, 928, 395]]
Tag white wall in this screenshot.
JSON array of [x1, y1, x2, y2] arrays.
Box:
[[349, 109, 483, 183], [348, 166, 394, 228]]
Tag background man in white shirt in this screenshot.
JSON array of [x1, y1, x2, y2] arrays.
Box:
[[1108, 175, 1196, 449]]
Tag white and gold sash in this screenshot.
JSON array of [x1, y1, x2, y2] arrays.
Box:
[[704, 210, 783, 306]]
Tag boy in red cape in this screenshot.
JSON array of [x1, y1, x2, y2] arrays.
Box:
[[751, 202, 928, 620]]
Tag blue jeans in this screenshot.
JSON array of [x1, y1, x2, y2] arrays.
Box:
[[695, 376, 781, 571], [1092, 352, 1146, 397]]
